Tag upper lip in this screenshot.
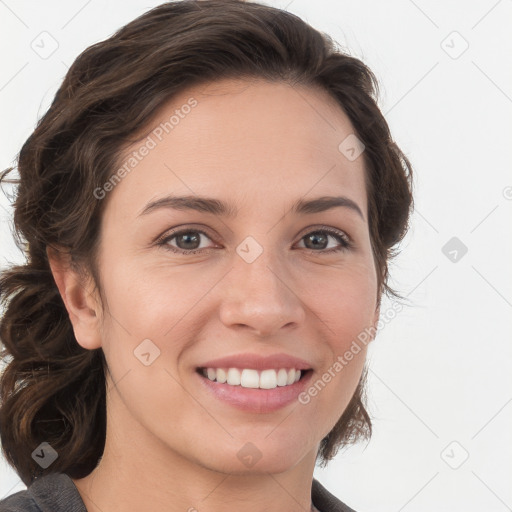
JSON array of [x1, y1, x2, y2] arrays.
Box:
[[197, 352, 313, 371]]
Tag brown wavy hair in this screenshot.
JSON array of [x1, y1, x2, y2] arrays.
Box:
[[0, 0, 413, 486]]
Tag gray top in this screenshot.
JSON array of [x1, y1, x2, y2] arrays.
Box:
[[0, 472, 357, 512]]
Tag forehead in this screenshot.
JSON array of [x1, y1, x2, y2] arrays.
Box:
[[104, 78, 368, 222]]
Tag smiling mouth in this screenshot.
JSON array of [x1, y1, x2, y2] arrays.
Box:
[[196, 367, 312, 390]]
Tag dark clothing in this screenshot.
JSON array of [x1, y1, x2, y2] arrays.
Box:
[[0, 472, 357, 511], [0, 473, 87, 512]]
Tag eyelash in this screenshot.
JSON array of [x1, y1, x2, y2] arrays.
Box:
[[155, 226, 353, 255]]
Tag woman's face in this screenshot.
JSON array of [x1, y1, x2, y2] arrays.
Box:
[[85, 78, 379, 474]]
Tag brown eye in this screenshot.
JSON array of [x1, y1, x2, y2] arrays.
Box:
[[156, 226, 352, 256], [298, 228, 352, 253], [173, 232, 202, 251], [157, 229, 216, 254]]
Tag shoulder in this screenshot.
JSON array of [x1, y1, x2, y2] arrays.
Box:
[[0, 473, 86, 512], [0, 489, 39, 512], [312, 478, 359, 512]]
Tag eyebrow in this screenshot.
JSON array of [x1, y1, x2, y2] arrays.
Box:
[[138, 194, 364, 220]]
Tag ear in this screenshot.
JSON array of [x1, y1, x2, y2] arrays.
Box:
[[369, 304, 380, 343], [46, 245, 103, 350]]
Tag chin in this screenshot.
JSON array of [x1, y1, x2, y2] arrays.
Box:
[[193, 438, 310, 475]]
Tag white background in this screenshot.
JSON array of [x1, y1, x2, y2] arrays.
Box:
[[1, 1, 511, 511]]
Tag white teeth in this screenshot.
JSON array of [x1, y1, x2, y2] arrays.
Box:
[[216, 368, 227, 383], [202, 367, 304, 389], [227, 368, 241, 386], [259, 369, 277, 389], [241, 369, 259, 388], [276, 368, 288, 386]]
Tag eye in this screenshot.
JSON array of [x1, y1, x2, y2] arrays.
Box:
[[296, 227, 353, 254], [156, 228, 216, 255], [155, 226, 353, 255]]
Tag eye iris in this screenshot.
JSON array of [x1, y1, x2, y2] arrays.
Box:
[[176, 232, 200, 250], [305, 232, 328, 250]]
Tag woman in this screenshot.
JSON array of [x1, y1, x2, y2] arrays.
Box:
[[0, 1, 413, 511]]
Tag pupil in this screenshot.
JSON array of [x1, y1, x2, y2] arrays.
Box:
[[178, 233, 199, 250], [306, 233, 327, 249]]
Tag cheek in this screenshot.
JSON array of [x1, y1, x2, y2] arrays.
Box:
[[99, 255, 204, 339], [97, 261, 193, 424], [294, 260, 376, 412], [304, 260, 378, 344]]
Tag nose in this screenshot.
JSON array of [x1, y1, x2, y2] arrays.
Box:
[[218, 251, 306, 338]]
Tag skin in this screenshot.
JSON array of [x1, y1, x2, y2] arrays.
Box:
[[48, 78, 380, 512]]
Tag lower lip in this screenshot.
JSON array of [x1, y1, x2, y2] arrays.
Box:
[[196, 370, 313, 413]]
